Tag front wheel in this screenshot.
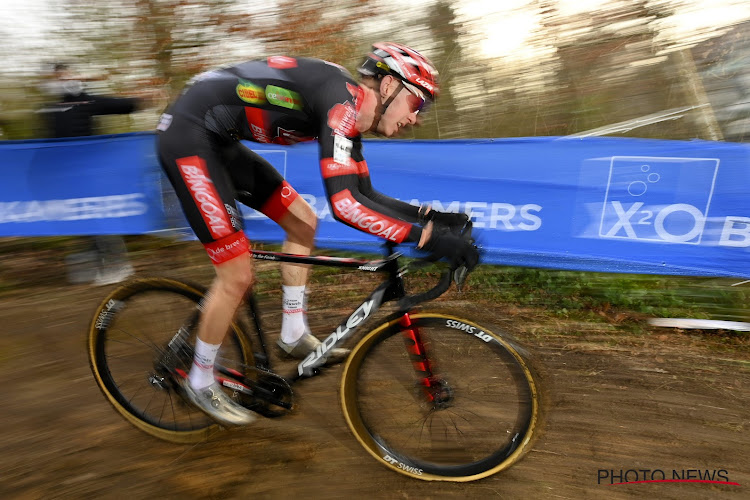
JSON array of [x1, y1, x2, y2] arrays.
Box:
[[340, 312, 540, 482]]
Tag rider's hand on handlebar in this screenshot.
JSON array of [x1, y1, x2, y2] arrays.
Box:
[[420, 225, 479, 271], [418, 204, 470, 236], [430, 211, 470, 236]]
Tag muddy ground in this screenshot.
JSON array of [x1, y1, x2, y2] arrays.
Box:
[[1, 243, 748, 499]]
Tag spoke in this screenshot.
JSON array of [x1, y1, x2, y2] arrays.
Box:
[[157, 387, 169, 426], [110, 326, 163, 354], [166, 389, 177, 428], [141, 384, 159, 416], [443, 405, 484, 422], [103, 352, 151, 362]]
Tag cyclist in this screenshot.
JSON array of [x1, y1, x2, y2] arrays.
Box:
[[156, 42, 478, 426]]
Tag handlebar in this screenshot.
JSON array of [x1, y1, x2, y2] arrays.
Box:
[[397, 266, 454, 310], [395, 218, 477, 311]]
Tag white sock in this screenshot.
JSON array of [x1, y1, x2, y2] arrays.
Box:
[[281, 285, 308, 345], [188, 338, 221, 390]]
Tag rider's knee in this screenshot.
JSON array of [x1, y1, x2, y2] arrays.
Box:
[[297, 215, 317, 244], [215, 262, 254, 298], [288, 209, 317, 245]]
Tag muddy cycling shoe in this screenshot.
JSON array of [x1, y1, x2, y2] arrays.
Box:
[[277, 333, 350, 365], [179, 379, 257, 427]]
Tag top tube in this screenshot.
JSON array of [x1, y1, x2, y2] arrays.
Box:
[[250, 249, 400, 271]]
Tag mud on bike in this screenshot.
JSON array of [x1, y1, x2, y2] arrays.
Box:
[[88, 232, 541, 482]]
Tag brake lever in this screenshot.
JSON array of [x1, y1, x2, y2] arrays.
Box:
[[453, 266, 468, 292], [460, 220, 474, 243]]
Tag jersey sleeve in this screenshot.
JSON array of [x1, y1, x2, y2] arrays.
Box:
[[315, 77, 423, 244]]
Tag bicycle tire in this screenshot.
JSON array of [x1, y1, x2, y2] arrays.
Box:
[[340, 312, 540, 482], [88, 277, 255, 443]]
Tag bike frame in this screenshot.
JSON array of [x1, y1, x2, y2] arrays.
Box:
[[243, 246, 412, 384]]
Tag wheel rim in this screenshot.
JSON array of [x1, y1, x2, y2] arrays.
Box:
[[341, 313, 539, 481]]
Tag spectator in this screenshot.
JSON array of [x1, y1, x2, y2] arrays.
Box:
[[38, 62, 144, 285]]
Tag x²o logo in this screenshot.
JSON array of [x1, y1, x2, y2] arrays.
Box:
[[599, 156, 719, 245]]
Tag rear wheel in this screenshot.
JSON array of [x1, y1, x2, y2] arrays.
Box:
[[341, 312, 540, 481], [88, 277, 255, 443]]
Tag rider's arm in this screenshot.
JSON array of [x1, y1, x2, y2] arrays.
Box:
[[315, 76, 428, 245], [353, 158, 422, 223], [320, 143, 424, 244]]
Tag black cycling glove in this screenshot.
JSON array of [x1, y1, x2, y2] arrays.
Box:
[[432, 211, 469, 234], [420, 226, 479, 271], [418, 205, 470, 235]]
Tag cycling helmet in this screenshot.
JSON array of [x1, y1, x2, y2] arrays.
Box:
[[358, 42, 439, 101]]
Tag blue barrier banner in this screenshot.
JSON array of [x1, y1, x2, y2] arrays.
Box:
[[1, 133, 749, 278], [0, 133, 164, 236]]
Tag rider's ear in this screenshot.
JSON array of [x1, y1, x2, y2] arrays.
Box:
[[380, 76, 397, 99]]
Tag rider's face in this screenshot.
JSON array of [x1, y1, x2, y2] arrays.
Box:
[[376, 79, 423, 137]]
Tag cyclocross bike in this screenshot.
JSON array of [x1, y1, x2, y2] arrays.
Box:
[[88, 229, 541, 482]]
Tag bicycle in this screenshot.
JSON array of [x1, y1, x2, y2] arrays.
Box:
[[88, 230, 541, 482]]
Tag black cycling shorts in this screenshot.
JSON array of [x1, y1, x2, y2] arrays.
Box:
[[157, 116, 299, 264]]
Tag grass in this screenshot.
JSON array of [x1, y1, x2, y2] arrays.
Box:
[[1, 236, 748, 331]]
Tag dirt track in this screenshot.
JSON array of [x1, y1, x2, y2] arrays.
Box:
[[1, 245, 748, 499]]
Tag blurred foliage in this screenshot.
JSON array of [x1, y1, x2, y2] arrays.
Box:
[[2, 0, 750, 141]]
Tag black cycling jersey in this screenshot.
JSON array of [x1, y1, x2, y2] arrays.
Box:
[[157, 56, 423, 251]]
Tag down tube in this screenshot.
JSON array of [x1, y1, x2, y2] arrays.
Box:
[[295, 285, 389, 378]]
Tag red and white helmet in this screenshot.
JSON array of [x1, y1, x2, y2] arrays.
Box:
[[358, 42, 439, 101]]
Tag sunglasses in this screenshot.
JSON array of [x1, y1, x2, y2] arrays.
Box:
[[402, 83, 430, 115]]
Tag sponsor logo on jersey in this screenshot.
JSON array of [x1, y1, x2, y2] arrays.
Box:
[[327, 102, 357, 136], [331, 190, 410, 243], [346, 82, 364, 113], [236, 79, 267, 105], [265, 85, 303, 110], [356, 160, 370, 176], [320, 159, 358, 178]]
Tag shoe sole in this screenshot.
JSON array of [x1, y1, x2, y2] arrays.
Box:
[[178, 379, 255, 427]]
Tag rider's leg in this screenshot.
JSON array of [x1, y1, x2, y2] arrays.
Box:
[[157, 129, 257, 425], [273, 196, 348, 361], [188, 251, 254, 389], [222, 143, 344, 360], [220, 144, 314, 343], [180, 243, 256, 427], [275, 196, 317, 344]]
